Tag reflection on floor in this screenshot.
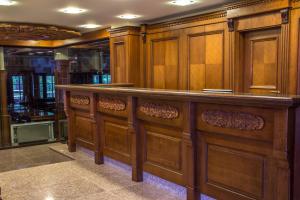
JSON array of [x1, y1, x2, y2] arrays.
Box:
[[0, 144, 72, 173], [0, 143, 215, 200]]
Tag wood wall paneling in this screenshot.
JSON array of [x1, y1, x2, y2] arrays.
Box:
[[102, 116, 131, 164], [243, 28, 282, 94], [184, 23, 228, 91], [111, 38, 127, 83], [147, 31, 180, 89], [109, 27, 140, 86]]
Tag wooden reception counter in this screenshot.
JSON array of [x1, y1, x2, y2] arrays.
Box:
[[56, 84, 300, 200]]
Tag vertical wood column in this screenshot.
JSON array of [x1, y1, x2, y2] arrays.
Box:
[[91, 93, 103, 165], [0, 47, 10, 147], [0, 70, 10, 147], [128, 96, 143, 181], [64, 91, 76, 152], [293, 107, 300, 200], [182, 102, 199, 200], [109, 26, 141, 86]]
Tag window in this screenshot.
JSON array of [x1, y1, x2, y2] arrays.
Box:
[[39, 76, 44, 99], [12, 76, 24, 103], [102, 74, 111, 84], [93, 75, 100, 84], [46, 75, 55, 98]]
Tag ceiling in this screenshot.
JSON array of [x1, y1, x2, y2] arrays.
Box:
[[0, 0, 231, 32]]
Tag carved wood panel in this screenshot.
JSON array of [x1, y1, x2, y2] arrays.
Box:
[[197, 104, 274, 142], [137, 99, 183, 128], [201, 110, 264, 131]]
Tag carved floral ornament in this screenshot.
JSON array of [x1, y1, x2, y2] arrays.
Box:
[[0, 23, 81, 40], [201, 110, 265, 131], [139, 102, 179, 120], [98, 97, 126, 111], [70, 96, 90, 105]]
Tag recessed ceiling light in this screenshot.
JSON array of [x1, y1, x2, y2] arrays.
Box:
[[59, 7, 87, 14], [168, 0, 198, 6], [78, 24, 102, 29], [0, 0, 17, 6], [117, 14, 141, 20]]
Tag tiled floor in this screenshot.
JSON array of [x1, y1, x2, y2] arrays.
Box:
[[0, 143, 215, 200]]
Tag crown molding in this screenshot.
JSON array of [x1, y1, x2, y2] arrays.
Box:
[[147, 10, 227, 30]]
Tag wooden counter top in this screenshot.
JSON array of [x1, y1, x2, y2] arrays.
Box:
[[56, 84, 300, 107]]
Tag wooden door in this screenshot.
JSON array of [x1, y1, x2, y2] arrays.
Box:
[[243, 28, 282, 94]]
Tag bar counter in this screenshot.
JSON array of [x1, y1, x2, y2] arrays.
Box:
[[56, 84, 300, 200]]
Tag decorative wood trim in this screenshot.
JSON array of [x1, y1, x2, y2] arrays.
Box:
[[226, 0, 289, 19], [98, 97, 126, 111], [139, 103, 179, 119], [201, 110, 265, 131], [281, 8, 289, 24], [224, 0, 283, 11], [70, 95, 90, 105], [109, 26, 141, 37], [227, 19, 235, 32], [147, 11, 227, 30], [0, 22, 81, 40]]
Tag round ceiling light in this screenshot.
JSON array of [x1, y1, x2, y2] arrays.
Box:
[[168, 0, 198, 6], [117, 14, 141, 20], [0, 0, 18, 6], [59, 7, 87, 14], [78, 24, 102, 29]]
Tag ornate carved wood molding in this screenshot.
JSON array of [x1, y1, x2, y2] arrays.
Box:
[[139, 103, 179, 119], [98, 97, 126, 111], [281, 8, 289, 24], [224, 0, 283, 10], [201, 110, 264, 131], [147, 10, 227, 30], [227, 19, 235, 32], [0, 22, 81, 40], [70, 96, 90, 105]]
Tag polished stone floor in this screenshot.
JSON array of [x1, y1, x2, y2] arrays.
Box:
[[0, 143, 214, 200], [0, 144, 72, 173]]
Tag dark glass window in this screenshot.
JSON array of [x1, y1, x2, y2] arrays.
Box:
[[46, 75, 55, 98], [39, 76, 44, 98], [12, 75, 24, 103], [102, 74, 111, 84], [93, 75, 100, 84]]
